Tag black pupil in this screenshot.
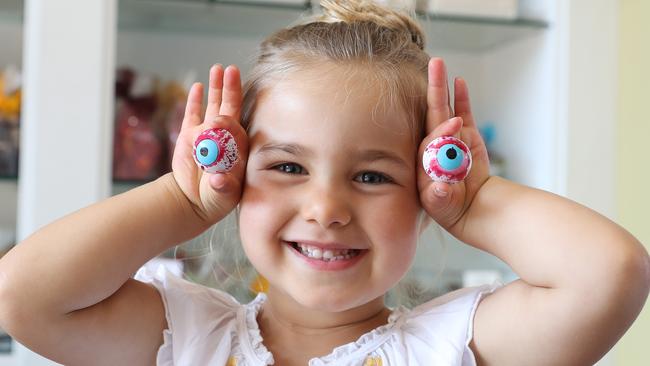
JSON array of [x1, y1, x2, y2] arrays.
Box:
[[200, 147, 209, 157], [446, 148, 458, 160], [362, 173, 379, 184]]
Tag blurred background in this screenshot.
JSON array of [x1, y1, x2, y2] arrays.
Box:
[[0, 0, 647, 365]]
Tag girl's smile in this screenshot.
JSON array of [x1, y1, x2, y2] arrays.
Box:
[[284, 240, 369, 271]]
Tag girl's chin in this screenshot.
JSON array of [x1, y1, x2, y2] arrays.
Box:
[[282, 285, 382, 313]]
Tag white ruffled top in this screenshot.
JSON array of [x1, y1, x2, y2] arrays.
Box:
[[134, 264, 501, 366]]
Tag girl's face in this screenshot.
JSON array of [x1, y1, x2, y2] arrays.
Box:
[[238, 64, 423, 312]]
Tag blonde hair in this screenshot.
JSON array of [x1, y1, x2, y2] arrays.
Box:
[[241, 0, 430, 143], [178, 0, 447, 307]]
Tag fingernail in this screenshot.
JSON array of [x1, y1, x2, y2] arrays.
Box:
[[212, 174, 228, 191], [449, 116, 462, 125], [434, 187, 448, 198]]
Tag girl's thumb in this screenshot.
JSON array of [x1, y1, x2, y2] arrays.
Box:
[[424, 182, 464, 232], [425, 182, 453, 221], [202, 172, 242, 223]]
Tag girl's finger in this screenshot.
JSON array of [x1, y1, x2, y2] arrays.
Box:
[[454, 77, 477, 130], [426, 57, 452, 133], [219, 65, 243, 122], [205, 64, 224, 123], [181, 82, 204, 130]]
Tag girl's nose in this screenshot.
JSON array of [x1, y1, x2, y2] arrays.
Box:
[[301, 186, 352, 228]]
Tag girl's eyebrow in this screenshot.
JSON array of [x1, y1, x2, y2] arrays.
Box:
[[255, 142, 307, 157], [255, 141, 410, 170]]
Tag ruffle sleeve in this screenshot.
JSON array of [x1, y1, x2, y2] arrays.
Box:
[[134, 263, 244, 365], [401, 282, 502, 366]]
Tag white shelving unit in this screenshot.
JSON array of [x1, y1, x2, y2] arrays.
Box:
[[0, 0, 618, 365]]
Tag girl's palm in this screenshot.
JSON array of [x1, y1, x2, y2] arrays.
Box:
[[417, 58, 491, 239], [171, 65, 249, 225]]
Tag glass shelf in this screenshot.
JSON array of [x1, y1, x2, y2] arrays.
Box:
[[415, 12, 548, 52], [119, 0, 312, 38], [119, 0, 548, 52], [0, 0, 549, 52], [0, 178, 157, 198]]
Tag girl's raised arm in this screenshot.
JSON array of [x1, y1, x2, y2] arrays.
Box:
[[418, 58, 650, 365], [0, 64, 248, 365]]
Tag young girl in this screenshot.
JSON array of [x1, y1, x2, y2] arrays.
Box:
[[1, 1, 648, 365]]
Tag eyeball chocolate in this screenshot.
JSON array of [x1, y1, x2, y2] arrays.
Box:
[[422, 136, 472, 184], [193, 128, 238, 173]]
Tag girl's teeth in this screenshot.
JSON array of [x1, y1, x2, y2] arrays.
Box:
[[293, 242, 360, 261]]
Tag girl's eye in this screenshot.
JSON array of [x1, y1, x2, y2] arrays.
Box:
[[356, 172, 392, 185], [272, 163, 393, 184], [273, 163, 305, 174]]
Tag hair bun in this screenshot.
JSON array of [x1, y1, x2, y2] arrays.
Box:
[[313, 0, 425, 50]]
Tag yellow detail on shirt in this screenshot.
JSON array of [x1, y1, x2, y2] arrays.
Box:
[[250, 274, 269, 294], [226, 356, 237, 366], [364, 356, 383, 366]]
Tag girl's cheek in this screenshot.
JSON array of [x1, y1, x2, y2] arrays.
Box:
[[383, 205, 421, 255], [239, 187, 274, 234], [240, 178, 292, 231]]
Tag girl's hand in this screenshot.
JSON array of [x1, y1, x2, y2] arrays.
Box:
[[171, 64, 249, 224], [417, 58, 491, 238]]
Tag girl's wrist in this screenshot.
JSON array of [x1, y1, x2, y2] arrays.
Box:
[[156, 172, 213, 239], [448, 175, 502, 243]]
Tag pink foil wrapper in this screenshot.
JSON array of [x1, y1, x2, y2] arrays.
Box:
[[422, 136, 472, 183]]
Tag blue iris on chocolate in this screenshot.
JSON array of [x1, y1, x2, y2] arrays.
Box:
[[437, 144, 464, 171], [196, 139, 220, 166]]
